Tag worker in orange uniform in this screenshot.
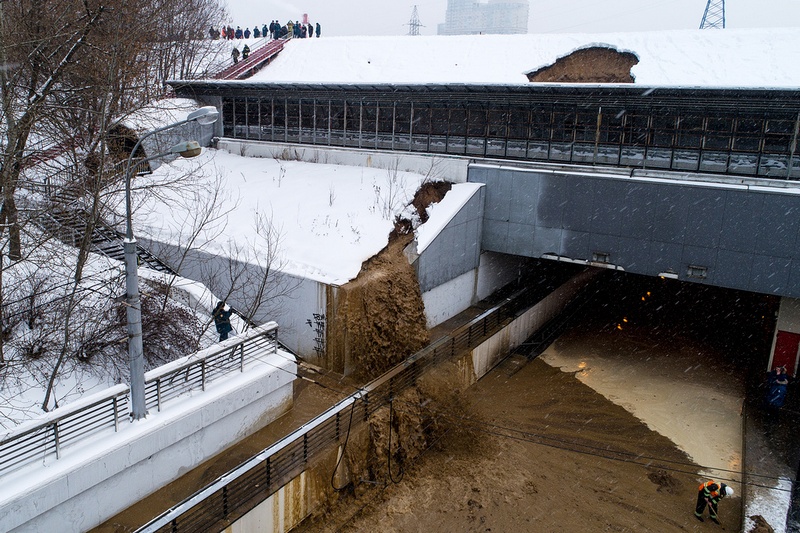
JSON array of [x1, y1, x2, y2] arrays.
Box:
[[695, 480, 733, 524]]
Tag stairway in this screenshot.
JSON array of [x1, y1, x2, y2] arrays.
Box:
[[35, 205, 174, 274], [214, 38, 288, 80]]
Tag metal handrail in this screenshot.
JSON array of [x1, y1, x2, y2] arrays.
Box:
[[212, 37, 288, 80], [0, 323, 279, 478], [138, 273, 581, 533]]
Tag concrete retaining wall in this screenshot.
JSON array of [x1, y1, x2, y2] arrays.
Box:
[[1, 355, 296, 533], [139, 238, 327, 363], [471, 268, 596, 380], [218, 140, 471, 183]]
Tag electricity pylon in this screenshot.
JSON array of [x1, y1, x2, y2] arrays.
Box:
[[407, 5, 424, 36], [700, 0, 725, 29]]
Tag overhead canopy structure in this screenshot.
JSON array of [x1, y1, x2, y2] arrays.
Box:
[[170, 80, 800, 180]]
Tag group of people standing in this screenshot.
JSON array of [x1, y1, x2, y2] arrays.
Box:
[[209, 20, 322, 42]]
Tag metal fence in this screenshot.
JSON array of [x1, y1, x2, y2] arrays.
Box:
[[202, 85, 800, 180], [138, 272, 586, 533], [0, 323, 279, 478]]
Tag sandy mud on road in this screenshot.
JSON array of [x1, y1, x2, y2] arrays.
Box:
[[295, 276, 770, 532]]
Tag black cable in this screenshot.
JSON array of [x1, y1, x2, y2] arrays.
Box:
[[331, 395, 358, 492], [400, 404, 794, 494], [334, 417, 453, 533], [387, 398, 404, 484]]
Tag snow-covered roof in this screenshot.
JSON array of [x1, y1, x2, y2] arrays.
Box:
[[240, 29, 800, 88]]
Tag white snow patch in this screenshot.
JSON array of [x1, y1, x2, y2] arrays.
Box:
[[243, 29, 800, 88], [416, 183, 483, 254]]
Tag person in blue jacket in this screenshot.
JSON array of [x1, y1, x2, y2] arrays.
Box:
[[213, 301, 234, 341], [766, 365, 790, 410]]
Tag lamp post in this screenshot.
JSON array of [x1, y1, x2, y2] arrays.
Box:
[[125, 106, 219, 420]]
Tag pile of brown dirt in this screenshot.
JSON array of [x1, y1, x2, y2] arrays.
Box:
[[328, 181, 456, 379], [748, 515, 776, 533], [363, 362, 480, 486], [410, 181, 452, 223], [527, 46, 639, 83]]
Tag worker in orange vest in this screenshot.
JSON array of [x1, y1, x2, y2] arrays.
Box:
[[695, 480, 733, 524]]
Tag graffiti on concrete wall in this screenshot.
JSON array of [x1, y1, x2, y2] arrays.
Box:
[[306, 312, 326, 358]]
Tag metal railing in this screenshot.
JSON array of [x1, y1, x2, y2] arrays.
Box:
[[0, 323, 279, 478], [139, 270, 587, 532], [212, 37, 288, 80], [214, 87, 800, 180]]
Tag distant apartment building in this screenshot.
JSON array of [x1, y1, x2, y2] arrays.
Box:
[[438, 0, 529, 35]]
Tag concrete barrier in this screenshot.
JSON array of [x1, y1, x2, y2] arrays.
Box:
[[0, 352, 296, 533]]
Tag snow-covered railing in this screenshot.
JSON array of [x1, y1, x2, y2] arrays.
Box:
[[143, 323, 278, 413], [0, 384, 130, 478], [0, 323, 279, 478]]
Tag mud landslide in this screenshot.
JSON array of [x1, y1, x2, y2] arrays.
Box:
[[295, 355, 741, 532]]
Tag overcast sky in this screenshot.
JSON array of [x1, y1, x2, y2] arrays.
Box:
[[221, 0, 800, 36]]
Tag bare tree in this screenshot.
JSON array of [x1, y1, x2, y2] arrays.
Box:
[[197, 209, 299, 339], [0, 0, 229, 415]]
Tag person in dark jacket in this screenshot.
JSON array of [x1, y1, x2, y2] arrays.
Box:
[[242, 44, 250, 60], [231, 46, 240, 64], [315, 22, 321, 37], [235, 26, 243, 39], [694, 480, 733, 524], [213, 301, 234, 341], [766, 365, 790, 410], [253, 26, 260, 38], [308, 23, 314, 38], [244, 27, 251, 39]]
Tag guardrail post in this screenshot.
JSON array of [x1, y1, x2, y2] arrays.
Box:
[[239, 344, 245, 372], [53, 422, 61, 460], [157, 378, 163, 412], [113, 396, 120, 432], [303, 433, 308, 464], [201, 360, 206, 392], [222, 485, 229, 518], [362, 393, 369, 421], [335, 410, 340, 441], [265, 457, 271, 490]]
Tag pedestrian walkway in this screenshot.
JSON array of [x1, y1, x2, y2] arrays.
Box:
[[743, 378, 800, 532], [214, 38, 288, 80]]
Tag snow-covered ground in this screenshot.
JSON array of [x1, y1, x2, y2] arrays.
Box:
[[0, 231, 224, 428], [227, 28, 800, 87], [129, 150, 432, 285]]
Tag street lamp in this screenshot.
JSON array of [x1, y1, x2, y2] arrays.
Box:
[[124, 106, 219, 420]]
